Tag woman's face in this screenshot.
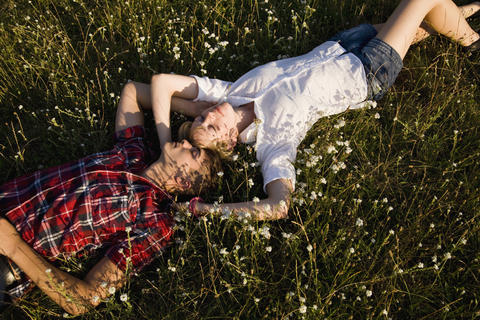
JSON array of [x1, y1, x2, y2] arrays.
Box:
[[190, 102, 238, 149]]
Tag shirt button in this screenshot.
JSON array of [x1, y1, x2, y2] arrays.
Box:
[[26, 203, 30, 208], [97, 173, 102, 177]]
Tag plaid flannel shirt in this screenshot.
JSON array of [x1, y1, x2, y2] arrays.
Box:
[[0, 125, 175, 298]]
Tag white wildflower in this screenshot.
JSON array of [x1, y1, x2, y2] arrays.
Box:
[[327, 145, 337, 154], [260, 226, 271, 239], [220, 207, 231, 220]]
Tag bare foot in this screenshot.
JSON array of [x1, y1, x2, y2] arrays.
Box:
[[460, 2, 480, 19]]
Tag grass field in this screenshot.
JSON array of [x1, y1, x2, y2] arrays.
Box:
[[1, 0, 480, 318]]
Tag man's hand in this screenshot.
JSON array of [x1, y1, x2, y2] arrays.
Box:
[[172, 200, 212, 218]]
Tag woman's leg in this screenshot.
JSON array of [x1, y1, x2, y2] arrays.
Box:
[[377, 0, 480, 59]]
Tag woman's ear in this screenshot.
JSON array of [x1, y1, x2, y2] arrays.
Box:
[[174, 174, 192, 191]]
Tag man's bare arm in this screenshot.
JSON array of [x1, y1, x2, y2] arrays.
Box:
[[150, 74, 199, 148], [193, 179, 292, 220], [116, 79, 213, 138]]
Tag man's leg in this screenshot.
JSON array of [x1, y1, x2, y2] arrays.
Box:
[[376, 0, 480, 59], [372, 2, 480, 45]]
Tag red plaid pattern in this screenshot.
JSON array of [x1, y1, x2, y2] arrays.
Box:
[[0, 126, 174, 298]]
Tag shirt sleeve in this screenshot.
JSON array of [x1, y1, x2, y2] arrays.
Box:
[[256, 141, 297, 194], [105, 210, 174, 276], [112, 125, 157, 174], [190, 75, 234, 102]]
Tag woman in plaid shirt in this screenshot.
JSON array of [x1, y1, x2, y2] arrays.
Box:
[[0, 82, 223, 315]]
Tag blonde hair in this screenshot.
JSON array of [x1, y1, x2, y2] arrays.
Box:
[[179, 121, 233, 161]]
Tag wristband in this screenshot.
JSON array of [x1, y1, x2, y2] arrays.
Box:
[[189, 197, 204, 218]]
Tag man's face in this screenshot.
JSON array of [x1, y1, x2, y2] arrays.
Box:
[[189, 101, 239, 149]]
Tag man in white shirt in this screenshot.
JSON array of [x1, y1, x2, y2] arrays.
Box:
[[147, 0, 480, 220]]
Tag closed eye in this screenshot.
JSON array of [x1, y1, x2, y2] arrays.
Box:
[[191, 147, 202, 160], [196, 114, 216, 138], [208, 125, 216, 135]]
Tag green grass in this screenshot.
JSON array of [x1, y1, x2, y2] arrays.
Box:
[[1, 0, 480, 318]]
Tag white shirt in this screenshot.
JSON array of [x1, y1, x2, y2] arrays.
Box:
[[192, 41, 370, 193]]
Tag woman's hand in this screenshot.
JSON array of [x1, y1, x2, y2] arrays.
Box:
[[0, 217, 21, 258], [190, 101, 216, 117]]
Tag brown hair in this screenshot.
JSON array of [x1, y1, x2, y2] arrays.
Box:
[[183, 146, 224, 196], [179, 121, 233, 161]]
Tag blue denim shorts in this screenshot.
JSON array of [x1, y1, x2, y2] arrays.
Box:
[[329, 23, 403, 101]]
